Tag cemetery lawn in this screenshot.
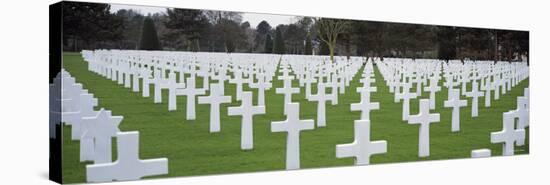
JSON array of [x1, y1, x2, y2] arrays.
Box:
[[61, 52, 529, 183]]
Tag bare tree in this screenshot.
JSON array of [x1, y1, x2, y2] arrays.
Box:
[[315, 18, 350, 62]]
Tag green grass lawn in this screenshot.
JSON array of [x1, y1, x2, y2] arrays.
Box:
[[61, 52, 529, 183]]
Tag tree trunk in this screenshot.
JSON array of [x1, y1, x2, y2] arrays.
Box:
[[329, 44, 335, 63]]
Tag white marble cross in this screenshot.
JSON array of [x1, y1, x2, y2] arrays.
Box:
[[86, 131, 168, 182], [198, 83, 231, 133], [444, 89, 467, 132], [329, 74, 339, 105], [124, 65, 132, 88], [460, 73, 470, 95], [465, 80, 484, 117], [443, 77, 457, 100], [408, 99, 440, 157], [357, 79, 377, 93], [493, 75, 501, 100], [413, 74, 424, 96], [491, 111, 525, 156], [176, 76, 206, 120], [423, 77, 441, 110], [512, 96, 529, 146], [140, 68, 152, 98], [81, 109, 122, 164], [302, 72, 317, 100], [62, 82, 83, 112], [514, 96, 529, 129], [484, 77, 492, 107], [336, 120, 386, 165], [396, 82, 417, 121], [276, 75, 300, 115], [163, 72, 185, 111], [271, 103, 314, 170], [153, 70, 166, 103], [249, 72, 272, 106], [228, 91, 265, 150], [131, 67, 140, 92], [309, 82, 336, 127], [350, 89, 379, 121], [229, 70, 246, 101], [70, 93, 98, 140]]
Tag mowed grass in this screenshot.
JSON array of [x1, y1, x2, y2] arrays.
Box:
[[61, 52, 529, 183]]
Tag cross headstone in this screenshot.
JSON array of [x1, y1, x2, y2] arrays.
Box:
[[62, 82, 83, 112], [302, 72, 317, 100], [484, 77, 492, 107], [229, 69, 246, 101], [444, 89, 467, 132], [163, 72, 185, 111], [140, 68, 152, 98], [228, 91, 265, 150], [493, 75, 501, 100], [350, 89, 379, 121], [81, 109, 122, 164], [86, 131, 168, 182], [271, 103, 314, 170], [276, 75, 300, 115], [153, 70, 166, 103], [465, 80, 484, 117], [176, 76, 206, 120], [396, 82, 417, 121], [408, 99, 440, 157], [329, 74, 339, 105], [491, 111, 525, 156], [423, 77, 441, 110], [309, 82, 335, 127], [70, 93, 99, 140], [336, 120, 387, 165], [413, 74, 423, 96], [514, 96, 529, 129], [198, 83, 232, 133], [124, 64, 132, 88], [249, 72, 272, 106], [131, 66, 140, 92]]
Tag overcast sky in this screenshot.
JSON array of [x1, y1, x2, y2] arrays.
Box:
[[109, 4, 297, 28]]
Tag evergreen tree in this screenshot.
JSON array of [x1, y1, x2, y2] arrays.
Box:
[[273, 26, 286, 54], [437, 26, 457, 61], [264, 34, 273, 53], [139, 17, 161, 50], [62, 2, 123, 51], [164, 8, 208, 51], [304, 33, 312, 55]]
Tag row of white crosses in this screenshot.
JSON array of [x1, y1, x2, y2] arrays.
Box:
[[272, 57, 388, 167], [282, 55, 363, 126], [377, 58, 529, 157], [378, 59, 442, 157], [271, 56, 382, 169], [337, 61, 387, 165], [84, 50, 280, 151], [83, 50, 277, 113], [82, 50, 529, 171], [50, 69, 168, 183]]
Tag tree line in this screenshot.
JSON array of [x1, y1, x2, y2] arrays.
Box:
[[62, 2, 529, 62]]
